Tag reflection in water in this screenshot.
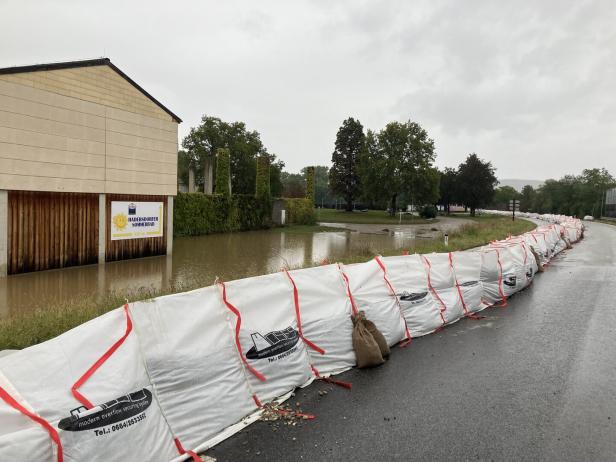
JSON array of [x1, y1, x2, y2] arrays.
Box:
[[0, 228, 421, 318]]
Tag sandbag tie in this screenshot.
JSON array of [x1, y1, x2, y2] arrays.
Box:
[[282, 269, 326, 355], [218, 281, 267, 382], [494, 249, 508, 308], [448, 252, 472, 317], [71, 303, 133, 409], [0, 385, 64, 462], [338, 264, 360, 316], [373, 256, 413, 346], [310, 365, 352, 389], [174, 437, 201, 462], [421, 256, 448, 328]]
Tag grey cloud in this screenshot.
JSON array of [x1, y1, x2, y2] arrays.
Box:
[[1, 0, 614, 178]]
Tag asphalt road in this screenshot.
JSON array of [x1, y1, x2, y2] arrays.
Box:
[[210, 221, 616, 462]]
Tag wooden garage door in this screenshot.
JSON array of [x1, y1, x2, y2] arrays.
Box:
[[8, 191, 99, 274]]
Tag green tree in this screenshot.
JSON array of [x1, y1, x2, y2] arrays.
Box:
[[177, 150, 190, 191], [329, 118, 365, 211], [359, 121, 439, 215], [281, 172, 305, 198], [182, 115, 279, 195], [438, 167, 459, 215], [492, 185, 520, 210], [519, 185, 536, 212], [456, 153, 498, 216]]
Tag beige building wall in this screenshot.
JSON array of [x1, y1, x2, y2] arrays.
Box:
[[0, 65, 178, 196]]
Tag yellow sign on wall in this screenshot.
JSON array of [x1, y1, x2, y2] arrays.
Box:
[[110, 201, 164, 240]]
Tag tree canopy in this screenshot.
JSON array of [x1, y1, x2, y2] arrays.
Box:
[[181, 115, 280, 195], [456, 153, 498, 216], [329, 118, 365, 211], [359, 121, 439, 214]]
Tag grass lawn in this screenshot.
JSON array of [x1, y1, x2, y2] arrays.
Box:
[[0, 216, 535, 351], [316, 208, 435, 224]]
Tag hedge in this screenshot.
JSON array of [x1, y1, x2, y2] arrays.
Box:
[[284, 198, 316, 225], [174, 192, 271, 236]]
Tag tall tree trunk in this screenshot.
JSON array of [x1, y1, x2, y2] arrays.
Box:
[[446, 203, 450, 215], [389, 193, 397, 217], [345, 198, 353, 212], [470, 206, 476, 217]]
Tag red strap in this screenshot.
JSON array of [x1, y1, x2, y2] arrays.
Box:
[[449, 252, 469, 315], [374, 256, 412, 346], [71, 304, 132, 409], [218, 281, 267, 382], [174, 437, 201, 462], [494, 249, 508, 307], [421, 256, 447, 327], [338, 264, 359, 316], [282, 269, 325, 355], [448, 253, 484, 320], [310, 365, 352, 389], [252, 394, 263, 407], [0, 386, 63, 462]]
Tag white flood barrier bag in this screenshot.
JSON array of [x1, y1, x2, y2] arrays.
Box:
[[0, 306, 178, 462], [449, 251, 484, 314], [283, 265, 356, 376], [380, 254, 445, 337], [489, 241, 531, 293], [0, 372, 59, 461], [129, 286, 257, 454], [420, 253, 465, 325], [340, 259, 411, 347], [479, 248, 507, 308], [219, 273, 314, 404]]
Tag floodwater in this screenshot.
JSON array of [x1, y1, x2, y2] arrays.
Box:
[[0, 225, 443, 318]]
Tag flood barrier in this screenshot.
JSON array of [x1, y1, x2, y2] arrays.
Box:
[[0, 212, 583, 461]]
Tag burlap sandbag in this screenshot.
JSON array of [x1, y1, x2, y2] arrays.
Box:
[[530, 247, 545, 272], [351, 311, 384, 368], [363, 317, 390, 358]]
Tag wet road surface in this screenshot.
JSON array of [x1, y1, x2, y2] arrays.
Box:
[[211, 221, 616, 461]]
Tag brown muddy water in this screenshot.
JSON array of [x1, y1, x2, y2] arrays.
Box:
[[0, 226, 443, 318]]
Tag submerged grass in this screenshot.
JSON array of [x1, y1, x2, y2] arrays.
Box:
[[0, 216, 535, 351]]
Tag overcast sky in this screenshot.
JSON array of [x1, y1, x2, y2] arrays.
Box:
[[2, 0, 615, 179]]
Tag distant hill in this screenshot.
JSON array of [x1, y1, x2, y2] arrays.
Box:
[[498, 179, 544, 192]]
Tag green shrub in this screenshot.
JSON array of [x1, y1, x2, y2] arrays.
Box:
[[420, 204, 438, 219], [284, 198, 316, 225], [305, 166, 315, 204], [174, 192, 270, 236], [215, 148, 231, 197], [255, 156, 270, 200]]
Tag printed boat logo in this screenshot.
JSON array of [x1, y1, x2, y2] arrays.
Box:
[[58, 388, 152, 432], [503, 274, 517, 287], [246, 327, 299, 359], [398, 291, 428, 304]]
